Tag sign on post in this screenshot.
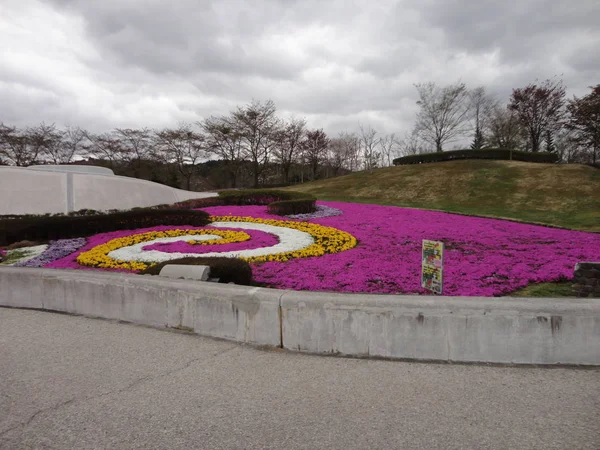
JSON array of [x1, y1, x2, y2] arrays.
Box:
[[421, 240, 444, 294]]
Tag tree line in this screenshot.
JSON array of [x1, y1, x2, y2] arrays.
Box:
[[1, 79, 598, 190], [409, 79, 599, 164], [0, 100, 402, 189]]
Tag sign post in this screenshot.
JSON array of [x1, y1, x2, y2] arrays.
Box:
[[421, 240, 444, 295]]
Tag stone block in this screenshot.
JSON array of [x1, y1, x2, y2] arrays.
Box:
[[159, 264, 210, 281]]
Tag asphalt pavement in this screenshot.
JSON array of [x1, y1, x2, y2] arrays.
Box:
[[1, 308, 599, 450]]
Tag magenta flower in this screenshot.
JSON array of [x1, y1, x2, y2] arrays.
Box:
[[41, 202, 600, 296]]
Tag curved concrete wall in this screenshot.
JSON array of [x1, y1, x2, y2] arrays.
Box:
[[0, 167, 217, 215], [27, 165, 115, 175], [1, 268, 599, 365]]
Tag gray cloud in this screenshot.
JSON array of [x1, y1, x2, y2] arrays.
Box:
[[1, 0, 598, 139]]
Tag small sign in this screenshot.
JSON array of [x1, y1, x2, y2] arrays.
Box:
[[422, 240, 444, 294]]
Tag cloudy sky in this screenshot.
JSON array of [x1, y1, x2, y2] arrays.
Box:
[[1, 0, 598, 140]]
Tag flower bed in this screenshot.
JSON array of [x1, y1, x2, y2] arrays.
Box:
[[14, 238, 86, 268], [199, 202, 600, 296], [286, 204, 343, 220], [52, 218, 356, 272], [18, 201, 600, 296]]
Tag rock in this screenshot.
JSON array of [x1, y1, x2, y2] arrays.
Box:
[[158, 264, 211, 282]]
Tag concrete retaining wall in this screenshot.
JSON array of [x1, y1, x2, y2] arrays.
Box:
[[1, 268, 599, 365], [0, 268, 281, 347], [280, 291, 600, 365], [0, 167, 217, 215]]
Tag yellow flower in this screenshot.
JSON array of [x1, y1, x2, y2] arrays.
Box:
[[77, 217, 357, 271]]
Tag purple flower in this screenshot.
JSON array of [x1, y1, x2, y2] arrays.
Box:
[[286, 205, 343, 220], [15, 238, 87, 267]]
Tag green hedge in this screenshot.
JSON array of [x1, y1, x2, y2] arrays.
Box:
[[392, 149, 559, 165], [0, 209, 211, 246], [139, 256, 253, 285]]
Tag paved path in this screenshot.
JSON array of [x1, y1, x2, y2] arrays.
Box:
[[1, 308, 599, 450]]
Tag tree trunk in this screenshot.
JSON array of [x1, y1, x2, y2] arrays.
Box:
[[282, 163, 290, 184], [253, 163, 260, 188]]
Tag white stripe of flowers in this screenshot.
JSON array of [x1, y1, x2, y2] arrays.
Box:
[[3, 244, 48, 266], [107, 222, 315, 263]]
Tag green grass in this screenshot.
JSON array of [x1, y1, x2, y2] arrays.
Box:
[[285, 160, 600, 232], [509, 282, 574, 297]]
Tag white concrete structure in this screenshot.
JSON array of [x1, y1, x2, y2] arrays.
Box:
[[0, 166, 217, 215], [2, 267, 599, 365]]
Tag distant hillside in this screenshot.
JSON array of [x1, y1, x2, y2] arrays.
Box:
[[286, 160, 600, 232]]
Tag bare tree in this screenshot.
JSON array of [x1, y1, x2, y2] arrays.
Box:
[[84, 131, 125, 168], [398, 128, 431, 157], [469, 86, 498, 149], [231, 99, 281, 188], [487, 106, 525, 150], [302, 129, 330, 180], [414, 81, 471, 152], [0, 123, 43, 166], [201, 115, 245, 188], [379, 133, 401, 167], [114, 128, 154, 175], [327, 137, 347, 177], [337, 131, 361, 171], [359, 124, 381, 170], [56, 125, 87, 164], [566, 84, 600, 164], [272, 116, 306, 184], [25, 123, 63, 164], [508, 77, 566, 152], [552, 128, 578, 163], [155, 124, 206, 190]]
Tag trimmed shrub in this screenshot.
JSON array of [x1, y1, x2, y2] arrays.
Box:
[[392, 148, 559, 165], [0, 209, 211, 246], [267, 199, 317, 215], [166, 190, 317, 216], [217, 189, 317, 215], [172, 197, 226, 209], [139, 256, 253, 286], [5, 240, 45, 250]]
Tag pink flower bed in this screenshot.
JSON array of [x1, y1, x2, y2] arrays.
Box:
[[142, 228, 278, 254], [45, 225, 212, 272], [200, 202, 600, 296], [41, 202, 600, 296]]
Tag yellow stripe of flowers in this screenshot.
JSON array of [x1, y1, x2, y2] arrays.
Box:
[[76, 217, 357, 271]]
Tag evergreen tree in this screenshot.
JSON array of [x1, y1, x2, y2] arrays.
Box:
[[470, 127, 485, 150], [544, 129, 555, 153]]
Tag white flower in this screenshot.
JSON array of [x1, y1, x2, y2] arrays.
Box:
[[1, 244, 48, 266], [107, 222, 314, 263]]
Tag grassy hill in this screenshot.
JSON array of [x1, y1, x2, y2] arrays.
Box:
[[286, 160, 600, 232]]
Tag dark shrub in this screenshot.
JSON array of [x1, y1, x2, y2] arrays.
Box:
[[166, 190, 317, 215], [173, 197, 226, 209], [267, 199, 317, 215], [217, 189, 316, 215], [5, 240, 45, 250], [392, 149, 559, 165], [139, 256, 253, 286], [0, 209, 211, 246]]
